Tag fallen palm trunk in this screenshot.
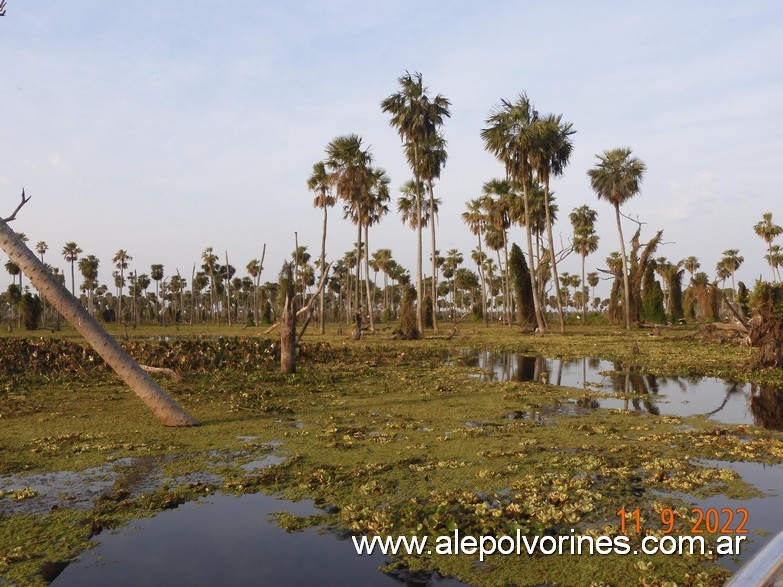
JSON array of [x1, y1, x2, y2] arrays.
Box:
[[1, 193, 198, 426]]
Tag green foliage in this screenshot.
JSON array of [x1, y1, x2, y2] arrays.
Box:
[[5, 284, 21, 306], [0, 338, 333, 379], [508, 243, 534, 325], [641, 264, 665, 323], [423, 294, 433, 328], [19, 293, 42, 330], [737, 281, 750, 318]]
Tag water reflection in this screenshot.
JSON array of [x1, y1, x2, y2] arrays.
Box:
[[52, 492, 467, 587], [454, 350, 783, 430]]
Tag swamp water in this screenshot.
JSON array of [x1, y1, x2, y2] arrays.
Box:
[[452, 350, 783, 430], [51, 491, 464, 587], [453, 350, 783, 569], [26, 351, 783, 584]]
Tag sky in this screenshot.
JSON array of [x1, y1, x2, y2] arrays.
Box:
[[2, 1, 782, 296]]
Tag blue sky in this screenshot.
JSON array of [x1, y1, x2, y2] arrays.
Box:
[[2, 1, 782, 294]]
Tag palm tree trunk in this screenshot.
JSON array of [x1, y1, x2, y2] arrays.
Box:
[[415, 186, 424, 332], [355, 218, 362, 322], [477, 234, 488, 326], [581, 253, 587, 324], [363, 223, 375, 332], [0, 218, 197, 426], [319, 206, 328, 334], [544, 177, 565, 333], [502, 231, 512, 326], [522, 183, 545, 332], [427, 179, 438, 332], [615, 203, 632, 330]]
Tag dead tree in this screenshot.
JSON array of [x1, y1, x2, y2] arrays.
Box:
[[1, 190, 198, 426]]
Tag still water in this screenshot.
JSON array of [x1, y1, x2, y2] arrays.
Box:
[[51, 491, 465, 587], [454, 350, 783, 430]]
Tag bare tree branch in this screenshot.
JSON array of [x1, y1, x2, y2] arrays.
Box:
[[0, 1, 7, 16], [3, 189, 31, 223]]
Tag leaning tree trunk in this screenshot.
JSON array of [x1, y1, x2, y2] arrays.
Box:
[[0, 219, 198, 426]]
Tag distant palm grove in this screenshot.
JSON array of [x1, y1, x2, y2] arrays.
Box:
[[3, 73, 782, 334]]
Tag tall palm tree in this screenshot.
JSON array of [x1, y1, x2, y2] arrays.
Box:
[[62, 242, 82, 296], [326, 134, 373, 323], [587, 147, 647, 330], [481, 94, 546, 332], [462, 197, 490, 326], [530, 113, 575, 333], [372, 248, 393, 315], [482, 179, 517, 325], [754, 212, 783, 282], [151, 264, 164, 325], [36, 241, 48, 263], [308, 160, 336, 333], [112, 249, 132, 324], [569, 205, 599, 323], [765, 245, 783, 283], [360, 167, 390, 332], [77, 255, 99, 316], [408, 133, 448, 331], [1, 212, 195, 425], [381, 71, 450, 332], [718, 249, 743, 292], [202, 247, 218, 323], [683, 256, 700, 282]]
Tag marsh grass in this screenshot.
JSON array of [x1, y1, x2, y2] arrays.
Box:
[[1, 323, 782, 585]]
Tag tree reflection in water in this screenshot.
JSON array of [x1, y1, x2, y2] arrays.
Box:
[[452, 350, 783, 430]]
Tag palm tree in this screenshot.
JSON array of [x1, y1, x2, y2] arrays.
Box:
[[0, 212, 195, 425], [36, 241, 48, 263], [408, 133, 448, 331], [765, 245, 783, 283], [112, 249, 132, 324], [151, 264, 164, 325], [246, 257, 263, 325], [443, 248, 463, 320], [372, 248, 394, 315], [308, 160, 336, 333], [587, 147, 647, 330], [326, 134, 373, 324], [62, 242, 82, 296], [481, 94, 546, 332], [482, 179, 517, 325], [587, 272, 600, 305], [381, 71, 450, 332], [570, 205, 599, 323], [361, 167, 390, 332], [462, 197, 490, 326], [683, 256, 700, 282], [530, 113, 575, 332], [754, 212, 783, 281], [718, 249, 743, 292], [77, 255, 99, 316], [202, 247, 218, 323]]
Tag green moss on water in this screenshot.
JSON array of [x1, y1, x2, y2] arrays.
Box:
[[1, 324, 782, 586]]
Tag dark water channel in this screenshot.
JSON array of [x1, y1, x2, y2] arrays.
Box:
[[51, 491, 465, 587], [453, 350, 783, 430]]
